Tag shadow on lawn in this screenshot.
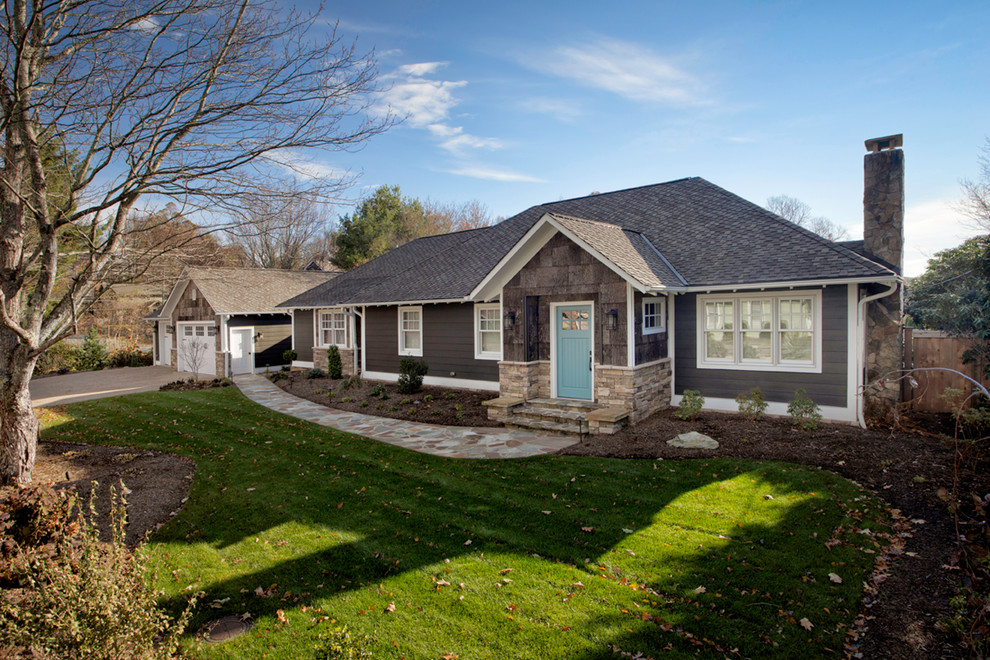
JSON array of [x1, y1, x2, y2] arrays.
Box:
[[45, 388, 879, 658]]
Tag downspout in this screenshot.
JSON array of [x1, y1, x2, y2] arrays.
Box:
[[349, 307, 364, 375], [856, 281, 898, 428]]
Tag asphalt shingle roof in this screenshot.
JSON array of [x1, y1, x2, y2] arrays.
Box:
[[184, 267, 337, 314], [280, 177, 895, 308]]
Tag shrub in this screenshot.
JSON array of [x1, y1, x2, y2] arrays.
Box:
[[341, 396, 352, 403], [105, 342, 153, 369], [400, 398, 411, 405], [423, 394, 434, 403], [35, 342, 78, 374], [283, 349, 298, 364], [269, 371, 290, 382], [0, 485, 197, 659], [675, 390, 704, 420], [74, 328, 107, 371], [397, 357, 428, 395], [788, 389, 822, 430], [326, 346, 343, 380], [369, 384, 388, 400], [306, 368, 327, 380], [444, 392, 457, 401], [735, 387, 768, 421], [314, 624, 374, 659], [339, 375, 362, 391]]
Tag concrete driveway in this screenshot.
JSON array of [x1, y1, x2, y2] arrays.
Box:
[[30, 366, 184, 407]]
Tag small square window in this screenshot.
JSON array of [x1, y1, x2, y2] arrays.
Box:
[[642, 297, 667, 335]]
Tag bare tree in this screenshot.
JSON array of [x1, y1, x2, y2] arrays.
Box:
[[418, 198, 495, 235], [228, 186, 336, 270], [959, 137, 990, 232], [0, 0, 393, 484], [765, 195, 849, 241], [176, 328, 210, 380]]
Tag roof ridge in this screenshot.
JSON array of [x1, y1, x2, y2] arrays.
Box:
[[542, 177, 701, 207]]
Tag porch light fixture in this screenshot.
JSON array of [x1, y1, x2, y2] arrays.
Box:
[[254, 332, 263, 341], [606, 308, 618, 331], [503, 311, 516, 330]]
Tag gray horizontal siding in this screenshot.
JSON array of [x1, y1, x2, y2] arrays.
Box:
[[228, 314, 292, 368], [293, 309, 314, 362], [674, 285, 848, 407], [366, 303, 498, 382]]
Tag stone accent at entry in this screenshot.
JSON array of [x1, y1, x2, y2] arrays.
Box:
[[313, 346, 356, 376]]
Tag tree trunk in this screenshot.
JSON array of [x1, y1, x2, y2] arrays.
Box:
[[0, 339, 39, 486]]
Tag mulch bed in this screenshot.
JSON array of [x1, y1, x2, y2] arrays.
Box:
[[274, 373, 502, 427]]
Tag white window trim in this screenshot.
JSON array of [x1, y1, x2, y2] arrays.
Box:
[[317, 308, 349, 349], [474, 302, 502, 360], [398, 305, 423, 357], [696, 290, 822, 374], [642, 296, 667, 335]]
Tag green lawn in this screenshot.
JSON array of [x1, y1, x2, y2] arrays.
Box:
[[41, 387, 892, 659]]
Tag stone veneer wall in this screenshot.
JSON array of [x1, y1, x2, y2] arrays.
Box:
[[313, 346, 356, 376], [595, 358, 671, 423], [215, 352, 226, 378], [498, 361, 548, 400]]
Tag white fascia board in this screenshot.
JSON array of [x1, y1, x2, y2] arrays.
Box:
[[469, 218, 558, 301], [679, 276, 898, 293]]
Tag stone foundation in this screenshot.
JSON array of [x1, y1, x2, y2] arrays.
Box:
[[215, 351, 226, 378], [595, 358, 671, 424], [313, 346, 356, 376]]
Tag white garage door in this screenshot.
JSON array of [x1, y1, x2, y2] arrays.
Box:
[[177, 324, 216, 376]]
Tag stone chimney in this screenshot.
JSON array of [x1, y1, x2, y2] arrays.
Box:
[[863, 134, 904, 421], [863, 134, 904, 273]]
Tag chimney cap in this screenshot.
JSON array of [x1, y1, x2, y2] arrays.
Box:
[[865, 134, 903, 153]]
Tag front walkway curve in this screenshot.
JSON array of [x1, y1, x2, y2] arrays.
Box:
[[233, 375, 579, 459]]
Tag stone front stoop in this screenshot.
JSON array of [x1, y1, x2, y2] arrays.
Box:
[[485, 396, 630, 437]]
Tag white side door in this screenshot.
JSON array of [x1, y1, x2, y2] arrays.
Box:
[[159, 321, 171, 366], [229, 328, 254, 375]]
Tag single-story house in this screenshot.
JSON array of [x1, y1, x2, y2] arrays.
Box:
[[278, 136, 906, 432], [147, 267, 337, 377]]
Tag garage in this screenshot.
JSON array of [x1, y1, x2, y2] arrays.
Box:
[[176, 323, 216, 376]]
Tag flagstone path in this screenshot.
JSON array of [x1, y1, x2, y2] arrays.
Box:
[[233, 375, 579, 459]]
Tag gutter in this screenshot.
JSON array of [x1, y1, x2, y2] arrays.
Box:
[[856, 281, 899, 428]]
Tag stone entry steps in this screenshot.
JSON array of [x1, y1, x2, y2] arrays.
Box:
[[485, 396, 630, 436]]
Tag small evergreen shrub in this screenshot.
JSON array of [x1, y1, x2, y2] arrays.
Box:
[[269, 371, 290, 382], [397, 357, 428, 394], [314, 624, 374, 659], [326, 345, 343, 379], [788, 389, 822, 430], [369, 384, 388, 400], [306, 368, 326, 380], [339, 375, 362, 391], [341, 396, 352, 403], [735, 387, 768, 420], [282, 349, 298, 363], [444, 392, 457, 400], [74, 328, 107, 371], [423, 394, 434, 403], [675, 390, 704, 420], [400, 398, 411, 405]]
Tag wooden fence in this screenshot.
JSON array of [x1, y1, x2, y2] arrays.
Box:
[[903, 328, 990, 412]]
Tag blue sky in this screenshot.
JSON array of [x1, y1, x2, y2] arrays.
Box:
[[298, 0, 989, 276]]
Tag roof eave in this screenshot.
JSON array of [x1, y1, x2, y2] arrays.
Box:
[[681, 274, 901, 293]]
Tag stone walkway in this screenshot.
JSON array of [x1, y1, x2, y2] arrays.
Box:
[[233, 375, 579, 459]]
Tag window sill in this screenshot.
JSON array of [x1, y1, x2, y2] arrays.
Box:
[[696, 361, 821, 374]]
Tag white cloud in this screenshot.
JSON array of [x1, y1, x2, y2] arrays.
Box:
[[518, 97, 582, 122], [397, 62, 447, 77], [904, 197, 984, 277], [378, 63, 502, 157], [535, 37, 706, 106], [446, 166, 546, 183], [131, 17, 161, 33]]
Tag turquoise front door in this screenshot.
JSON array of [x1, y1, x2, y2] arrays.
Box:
[[556, 304, 593, 400]]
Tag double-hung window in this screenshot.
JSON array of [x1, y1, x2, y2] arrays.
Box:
[[475, 303, 502, 359], [642, 297, 667, 335], [398, 306, 422, 356], [319, 310, 348, 347], [698, 291, 820, 372]]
